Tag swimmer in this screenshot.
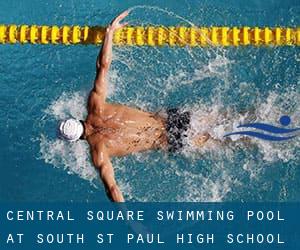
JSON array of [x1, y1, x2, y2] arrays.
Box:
[[58, 11, 211, 202]]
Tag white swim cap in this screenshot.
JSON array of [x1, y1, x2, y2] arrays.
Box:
[[58, 118, 84, 142]]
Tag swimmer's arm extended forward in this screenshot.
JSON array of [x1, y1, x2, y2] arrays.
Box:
[[94, 11, 129, 100], [92, 143, 125, 202]]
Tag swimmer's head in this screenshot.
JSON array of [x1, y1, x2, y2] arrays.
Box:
[[57, 118, 84, 142]]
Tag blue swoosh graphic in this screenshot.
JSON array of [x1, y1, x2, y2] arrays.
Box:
[[237, 123, 300, 134], [224, 131, 297, 141]]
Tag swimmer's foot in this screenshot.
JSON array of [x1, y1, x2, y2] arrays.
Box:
[[193, 133, 210, 147]]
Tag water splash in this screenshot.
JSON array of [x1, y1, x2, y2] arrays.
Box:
[[37, 6, 299, 202], [39, 134, 98, 184], [39, 88, 300, 201]]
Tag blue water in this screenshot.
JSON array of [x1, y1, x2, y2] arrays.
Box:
[[0, 0, 299, 202]]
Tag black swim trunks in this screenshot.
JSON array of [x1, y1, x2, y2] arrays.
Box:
[[166, 108, 191, 153]]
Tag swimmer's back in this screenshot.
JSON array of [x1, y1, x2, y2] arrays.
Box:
[[86, 102, 168, 156]]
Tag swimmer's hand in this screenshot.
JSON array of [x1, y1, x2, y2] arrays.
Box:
[[107, 10, 129, 33], [93, 10, 129, 101]]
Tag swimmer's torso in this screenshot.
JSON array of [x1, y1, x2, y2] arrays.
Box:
[[85, 92, 167, 156]]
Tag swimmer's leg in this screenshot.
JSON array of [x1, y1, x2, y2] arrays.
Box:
[[190, 107, 258, 148], [192, 133, 254, 148], [192, 132, 211, 147], [189, 114, 218, 147]]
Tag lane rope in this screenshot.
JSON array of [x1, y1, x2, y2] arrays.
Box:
[[0, 25, 299, 46]]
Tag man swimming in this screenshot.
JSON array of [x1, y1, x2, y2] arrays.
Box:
[[58, 11, 210, 202]]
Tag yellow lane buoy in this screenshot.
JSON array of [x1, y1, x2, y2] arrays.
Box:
[[0, 24, 299, 47]]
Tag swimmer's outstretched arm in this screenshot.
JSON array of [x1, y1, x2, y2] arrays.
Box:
[[93, 11, 129, 101], [92, 143, 125, 202]]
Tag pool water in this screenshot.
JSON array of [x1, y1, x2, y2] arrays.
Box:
[[0, 0, 299, 202]]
